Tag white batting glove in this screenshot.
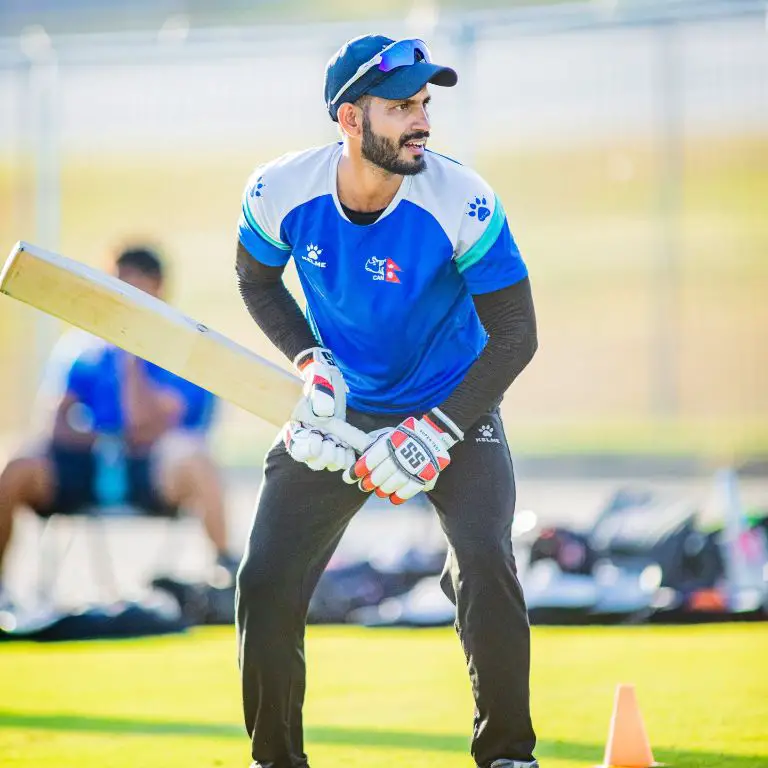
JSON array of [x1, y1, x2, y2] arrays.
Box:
[[342, 408, 463, 505], [293, 346, 347, 422], [283, 422, 356, 473]]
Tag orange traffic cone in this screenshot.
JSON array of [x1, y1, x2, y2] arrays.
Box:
[[595, 684, 664, 767]]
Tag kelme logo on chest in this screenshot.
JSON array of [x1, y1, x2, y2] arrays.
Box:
[[301, 243, 327, 268], [364, 257, 402, 284]]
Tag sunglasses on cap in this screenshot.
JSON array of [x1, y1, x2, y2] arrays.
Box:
[[330, 38, 433, 107]]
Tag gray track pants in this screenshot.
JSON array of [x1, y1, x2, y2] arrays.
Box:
[[236, 408, 536, 768]]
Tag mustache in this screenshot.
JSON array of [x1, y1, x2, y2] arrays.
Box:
[[400, 131, 430, 147]]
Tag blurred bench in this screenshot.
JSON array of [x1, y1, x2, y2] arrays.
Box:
[[35, 503, 192, 607]]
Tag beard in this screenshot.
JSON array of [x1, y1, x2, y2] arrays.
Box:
[[361, 111, 428, 176]]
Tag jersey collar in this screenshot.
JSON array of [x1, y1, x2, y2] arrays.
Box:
[[329, 142, 413, 227]]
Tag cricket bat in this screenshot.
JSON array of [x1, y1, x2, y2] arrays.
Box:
[[0, 241, 370, 453]]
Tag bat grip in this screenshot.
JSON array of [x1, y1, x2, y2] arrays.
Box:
[[306, 416, 372, 455]]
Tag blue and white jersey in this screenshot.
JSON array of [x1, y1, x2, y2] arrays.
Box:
[[238, 142, 528, 415]]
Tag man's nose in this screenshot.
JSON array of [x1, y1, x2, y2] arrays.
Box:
[[412, 108, 430, 132]]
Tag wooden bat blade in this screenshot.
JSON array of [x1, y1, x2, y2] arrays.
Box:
[[1, 241, 370, 452]]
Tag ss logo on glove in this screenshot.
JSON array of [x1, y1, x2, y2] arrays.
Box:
[[398, 440, 428, 471]]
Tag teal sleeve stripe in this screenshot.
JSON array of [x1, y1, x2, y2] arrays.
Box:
[[242, 202, 291, 252], [455, 195, 506, 273]]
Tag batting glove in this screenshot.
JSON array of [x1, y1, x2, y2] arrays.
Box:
[[342, 408, 463, 504], [293, 346, 347, 422], [283, 421, 356, 473]]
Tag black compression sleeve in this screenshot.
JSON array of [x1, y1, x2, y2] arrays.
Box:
[[438, 278, 538, 432], [235, 242, 318, 362]]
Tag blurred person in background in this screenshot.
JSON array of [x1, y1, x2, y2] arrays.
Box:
[[235, 35, 538, 768], [0, 246, 237, 608]]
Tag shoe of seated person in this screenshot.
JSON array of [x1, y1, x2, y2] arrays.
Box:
[[0, 584, 16, 614], [210, 552, 240, 587]]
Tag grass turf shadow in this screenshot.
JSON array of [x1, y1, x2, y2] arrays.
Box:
[[0, 711, 760, 767]]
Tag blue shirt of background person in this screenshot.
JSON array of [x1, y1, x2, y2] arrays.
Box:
[[49, 245, 218, 452], [65, 345, 215, 434]]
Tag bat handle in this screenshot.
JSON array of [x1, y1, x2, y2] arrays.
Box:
[[307, 416, 373, 455]]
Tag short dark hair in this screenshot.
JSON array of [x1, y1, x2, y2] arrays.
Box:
[[115, 246, 164, 281], [354, 94, 372, 112], [335, 94, 371, 134]]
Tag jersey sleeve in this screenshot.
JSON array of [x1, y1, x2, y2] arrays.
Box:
[[453, 177, 528, 295], [238, 166, 293, 267]]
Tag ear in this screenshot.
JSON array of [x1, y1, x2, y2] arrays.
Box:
[[337, 102, 363, 139]]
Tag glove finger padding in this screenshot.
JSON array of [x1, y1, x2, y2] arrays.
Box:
[[327, 443, 354, 473], [366, 460, 399, 491], [304, 435, 336, 471], [308, 430, 324, 458], [284, 423, 318, 462], [352, 434, 391, 477], [284, 421, 356, 473], [389, 477, 425, 505], [320, 443, 353, 473], [373, 468, 411, 497], [342, 430, 392, 485]]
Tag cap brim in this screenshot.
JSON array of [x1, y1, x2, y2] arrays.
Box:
[[366, 62, 458, 101]]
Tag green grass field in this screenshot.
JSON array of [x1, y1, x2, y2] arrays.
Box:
[[0, 624, 766, 767]]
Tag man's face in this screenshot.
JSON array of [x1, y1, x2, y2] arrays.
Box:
[[116, 266, 163, 298], [360, 86, 431, 176]]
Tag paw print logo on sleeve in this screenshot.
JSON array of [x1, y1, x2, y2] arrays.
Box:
[[467, 196, 491, 222], [249, 176, 266, 199]]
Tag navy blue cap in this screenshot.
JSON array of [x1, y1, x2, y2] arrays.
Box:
[[324, 34, 458, 122]]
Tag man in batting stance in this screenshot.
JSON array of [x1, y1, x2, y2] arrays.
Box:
[[235, 34, 539, 768]]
